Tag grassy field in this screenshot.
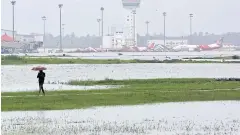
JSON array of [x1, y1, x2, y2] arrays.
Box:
[[2, 78, 240, 111], [1, 55, 134, 65], [2, 55, 240, 65]]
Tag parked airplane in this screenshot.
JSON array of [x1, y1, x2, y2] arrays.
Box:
[[172, 37, 224, 52], [147, 43, 173, 52], [172, 44, 198, 52], [198, 37, 224, 51]]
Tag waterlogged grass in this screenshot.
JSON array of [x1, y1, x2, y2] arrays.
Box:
[[2, 78, 240, 111], [1, 55, 131, 65], [69, 78, 215, 86], [2, 55, 239, 65]]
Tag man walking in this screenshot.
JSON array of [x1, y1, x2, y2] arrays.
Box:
[[37, 70, 46, 95]]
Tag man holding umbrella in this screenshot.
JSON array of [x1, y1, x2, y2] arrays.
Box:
[[37, 70, 46, 95], [32, 66, 46, 95]]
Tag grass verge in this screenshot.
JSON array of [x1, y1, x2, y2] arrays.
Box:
[[2, 78, 240, 111], [2, 55, 240, 65]]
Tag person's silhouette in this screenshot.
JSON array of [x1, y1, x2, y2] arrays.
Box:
[[37, 70, 46, 95]]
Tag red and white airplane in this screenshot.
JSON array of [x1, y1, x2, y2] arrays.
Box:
[[198, 37, 224, 51], [147, 43, 172, 51], [172, 37, 224, 52]]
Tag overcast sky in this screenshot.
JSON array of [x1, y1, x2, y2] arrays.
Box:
[[1, 0, 240, 36]]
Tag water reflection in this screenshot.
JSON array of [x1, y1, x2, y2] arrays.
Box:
[[2, 101, 240, 135]]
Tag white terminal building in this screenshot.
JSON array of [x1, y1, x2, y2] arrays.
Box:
[[102, 31, 125, 49], [102, 0, 141, 49]]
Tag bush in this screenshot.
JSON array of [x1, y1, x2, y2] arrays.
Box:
[[68, 60, 74, 64], [232, 55, 240, 59], [1, 55, 23, 61]]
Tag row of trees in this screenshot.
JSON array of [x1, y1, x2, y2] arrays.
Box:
[[44, 32, 240, 48]]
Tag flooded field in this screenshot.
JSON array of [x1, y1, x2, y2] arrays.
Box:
[[2, 52, 240, 134], [3, 51, 240, 60], [1, 84, 119, 92], [2, 101, 240, 135], [2, 63, 240, 92]]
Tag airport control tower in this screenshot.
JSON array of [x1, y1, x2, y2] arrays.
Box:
[[122, 0, 141, 47]]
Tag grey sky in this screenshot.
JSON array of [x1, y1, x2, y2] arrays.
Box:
[[1, 0, 240, 36]]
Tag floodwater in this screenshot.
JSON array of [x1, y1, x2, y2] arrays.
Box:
[[182, 59, 240, 62], [2, 52, 240, 134], [3, 51, 240, 60], [1, 84, 119, 92], [2, 63, 240, 92], [2, 101, 240, 135]]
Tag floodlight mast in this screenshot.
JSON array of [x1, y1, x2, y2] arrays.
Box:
[[11, 1, 16, 41], [58, 4, 63, 52]]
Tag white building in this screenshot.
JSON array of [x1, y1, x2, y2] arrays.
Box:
[[16, 34, 35, 42], [15, 33, 43, 42], [31, 33, 44, 42], [1, 29, 17, 38], [102, 31, 125, 49], [102, 35, 114, 49], [1, 29, 43, 42], [114, 31, 125, 48]]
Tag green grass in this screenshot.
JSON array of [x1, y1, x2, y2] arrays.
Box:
[[2, 55, 240, 65], [2, 78, 240, 111], [1, 55, 132, 65]]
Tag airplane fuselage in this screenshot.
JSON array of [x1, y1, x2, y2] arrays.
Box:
[[172, 45, 198, 52], [198, 44, 222, 51], [146, 37, 224, 52]]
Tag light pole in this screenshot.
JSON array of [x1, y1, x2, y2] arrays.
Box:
[[189, 13, 193, 44], [97, 18, 101, 36], [145, 21, 149, 45], [62, 24, 65, 38], [100, 7, 104, 38], [163, 12, 166, 46], [132, 10, 136, 46], [42, 16, 46, 53], [145, 21, 149, 35], [58, 4, 63, 52], [11, 1, 16, 41]]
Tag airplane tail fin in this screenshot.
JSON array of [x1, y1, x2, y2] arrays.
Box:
[[216, 37, 224, 46], [148, 43, 155, 49]]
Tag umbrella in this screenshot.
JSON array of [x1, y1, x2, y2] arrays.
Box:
[[32, 66, 47, 71]]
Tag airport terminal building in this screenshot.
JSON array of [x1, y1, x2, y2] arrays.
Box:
[[1, 29, 43, 53]]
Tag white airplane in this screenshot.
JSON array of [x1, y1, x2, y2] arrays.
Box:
[[147, 43, 172, 52], [172, 44, 198, 52]]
